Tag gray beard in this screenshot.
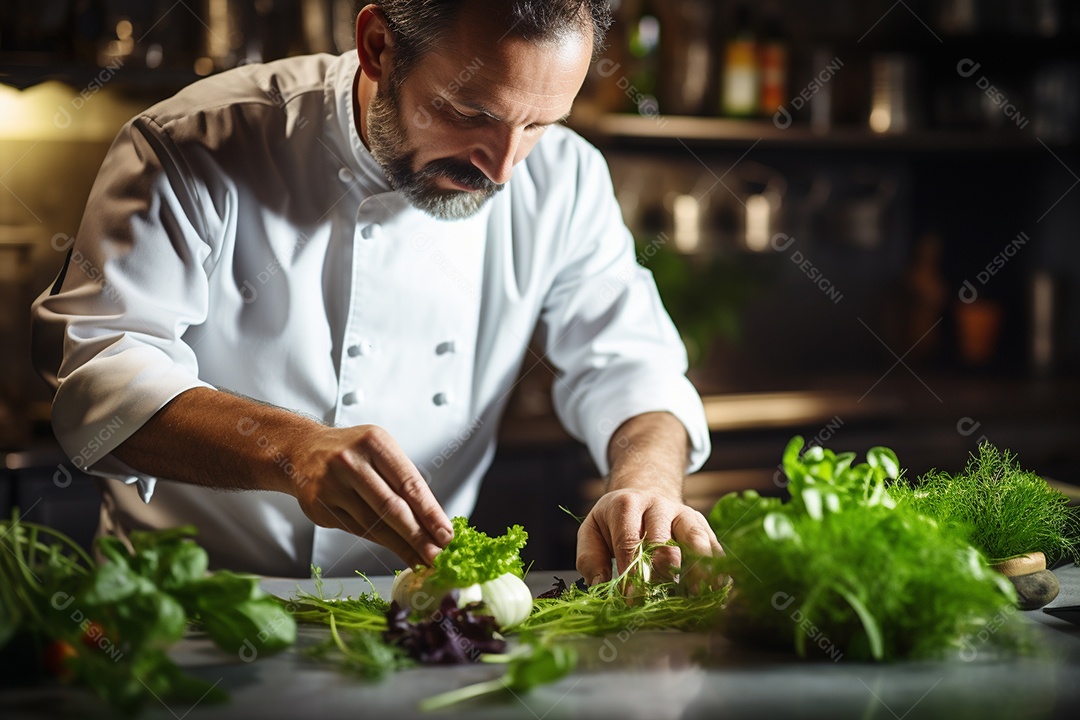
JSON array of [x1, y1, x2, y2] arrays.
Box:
[[366, 83, 503, 221]]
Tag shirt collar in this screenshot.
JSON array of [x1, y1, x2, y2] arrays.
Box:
[[325, 50, 393, 195]]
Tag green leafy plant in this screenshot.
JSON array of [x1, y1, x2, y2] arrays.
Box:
[[778, 435, 900, 518], [428, 516, 528, 589], [0, 514, 296, 714], [892, 443, 1080, 564], [645, 243, 762, 366], [706, 437, 1025, 661], [391, 518, 533, 628]]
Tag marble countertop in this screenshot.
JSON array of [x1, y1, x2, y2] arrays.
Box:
[[4, 567, 1079, 720]]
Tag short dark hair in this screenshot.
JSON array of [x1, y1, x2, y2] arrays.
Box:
[[374, 0, 611, 81]]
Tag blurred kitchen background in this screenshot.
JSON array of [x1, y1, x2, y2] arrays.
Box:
[[2, 0, 1079, 568]]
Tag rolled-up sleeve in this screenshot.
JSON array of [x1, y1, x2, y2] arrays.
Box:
[[30, 115, 216, 498], [539, 145, 711, 477]]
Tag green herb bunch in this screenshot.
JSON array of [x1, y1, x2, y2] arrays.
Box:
[[290, 569, 410, 680], [0, 516, 296, 714], [707, 437, 1024, 661], [892, 443, 1080, 565], [428, 516, 528, 589], [519, 539, 729, 639]]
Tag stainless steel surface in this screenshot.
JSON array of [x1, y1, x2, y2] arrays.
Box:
[[3, 567, 1080, 719]]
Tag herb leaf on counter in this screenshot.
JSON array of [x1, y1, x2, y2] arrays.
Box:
[[418, 639, 577, 712], [385, 593, 507, 664]]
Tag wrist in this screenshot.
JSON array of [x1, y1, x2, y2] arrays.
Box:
[[256, 417, 327, 498], [605, 412, 689, 502]]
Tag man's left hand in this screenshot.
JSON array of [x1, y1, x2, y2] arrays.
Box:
[[576, 487, 722, 587]]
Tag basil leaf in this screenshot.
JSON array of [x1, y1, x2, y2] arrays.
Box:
[[504, 644, 576, 692], [82, 561, 152, 604], [155, 542, 209, 593], [201, 598, 296, 658]]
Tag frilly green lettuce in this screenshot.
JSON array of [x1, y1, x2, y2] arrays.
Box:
[[428, 517, 528, 589]]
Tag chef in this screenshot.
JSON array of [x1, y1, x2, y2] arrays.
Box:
[[31, 0, 722, 584]]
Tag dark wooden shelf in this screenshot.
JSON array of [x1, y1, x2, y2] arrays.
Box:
[[570, 113, 1052, 153], [0, 59, 200, 94]]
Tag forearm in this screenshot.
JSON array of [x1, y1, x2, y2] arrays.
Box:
[[111, 386, 323, 495], [605, 411, 689, 502]]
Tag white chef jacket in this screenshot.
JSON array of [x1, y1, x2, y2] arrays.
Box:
[[30, 50, 710, 577]]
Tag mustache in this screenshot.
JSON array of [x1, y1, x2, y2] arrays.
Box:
[[415, 158, 502, 193]]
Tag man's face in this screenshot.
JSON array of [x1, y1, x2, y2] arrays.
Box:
[[366, 9, 593, 220]]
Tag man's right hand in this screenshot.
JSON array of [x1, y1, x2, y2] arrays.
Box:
[[292, 425, 454, 567], [112, 388, 454, 568]]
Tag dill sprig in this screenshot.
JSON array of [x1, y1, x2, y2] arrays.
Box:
[[517, 540, 730, 639], [287, 567, 390, 633], [893, 443, 1080, 564], [287, 567, 413, 679]]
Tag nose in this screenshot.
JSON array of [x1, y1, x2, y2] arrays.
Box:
[[470, 125, 525, 186]]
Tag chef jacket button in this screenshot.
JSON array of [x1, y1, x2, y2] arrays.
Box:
[[342, 391, 361, 406], [338, 167, 353, 183], [360, 224, 382, 240], [432, 392, 451, 406], [347, 340, 372, 357], [435, 340, 456, 355]]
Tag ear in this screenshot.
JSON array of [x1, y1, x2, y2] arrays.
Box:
[[355, 4, 394, 83]]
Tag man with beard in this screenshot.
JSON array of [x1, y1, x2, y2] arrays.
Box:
[[31, 0, 721, 585]]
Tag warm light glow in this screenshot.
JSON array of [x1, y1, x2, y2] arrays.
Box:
[[194, 57, 215, 76], [116, 19, 133, 40], [145, 43, 163, 69], [703, 393, 859, 430], [672, 193, 701, 253], [0, 83, 76, 140], [0, 82, 146, 141], [869, 106, 892, 133], [206, 0, 230, 62], [744, 194, 772, 251]]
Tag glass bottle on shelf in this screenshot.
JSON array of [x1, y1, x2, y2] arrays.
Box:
[[626, 0, 662, 117], [654, 0, 716, 116], [757, 5, 788, 116], [720, 1, 759, 117]]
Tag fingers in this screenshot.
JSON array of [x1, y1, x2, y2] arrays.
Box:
[[576, 515, 614, 586], [332, 452, 443, 565], [641, 503, 680, 580], [575, 490, 726, 592], [304, 426, 452, 566], [325, 499, 425, 568], [577, 491, 647, 584], [670, 508, 725, 592], [606, 495, 646, 579], [670, 508, 722, 559], [366, 431, 454, 546]]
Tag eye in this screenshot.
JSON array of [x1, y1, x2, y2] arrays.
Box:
[[447, 106, 482, 124]]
